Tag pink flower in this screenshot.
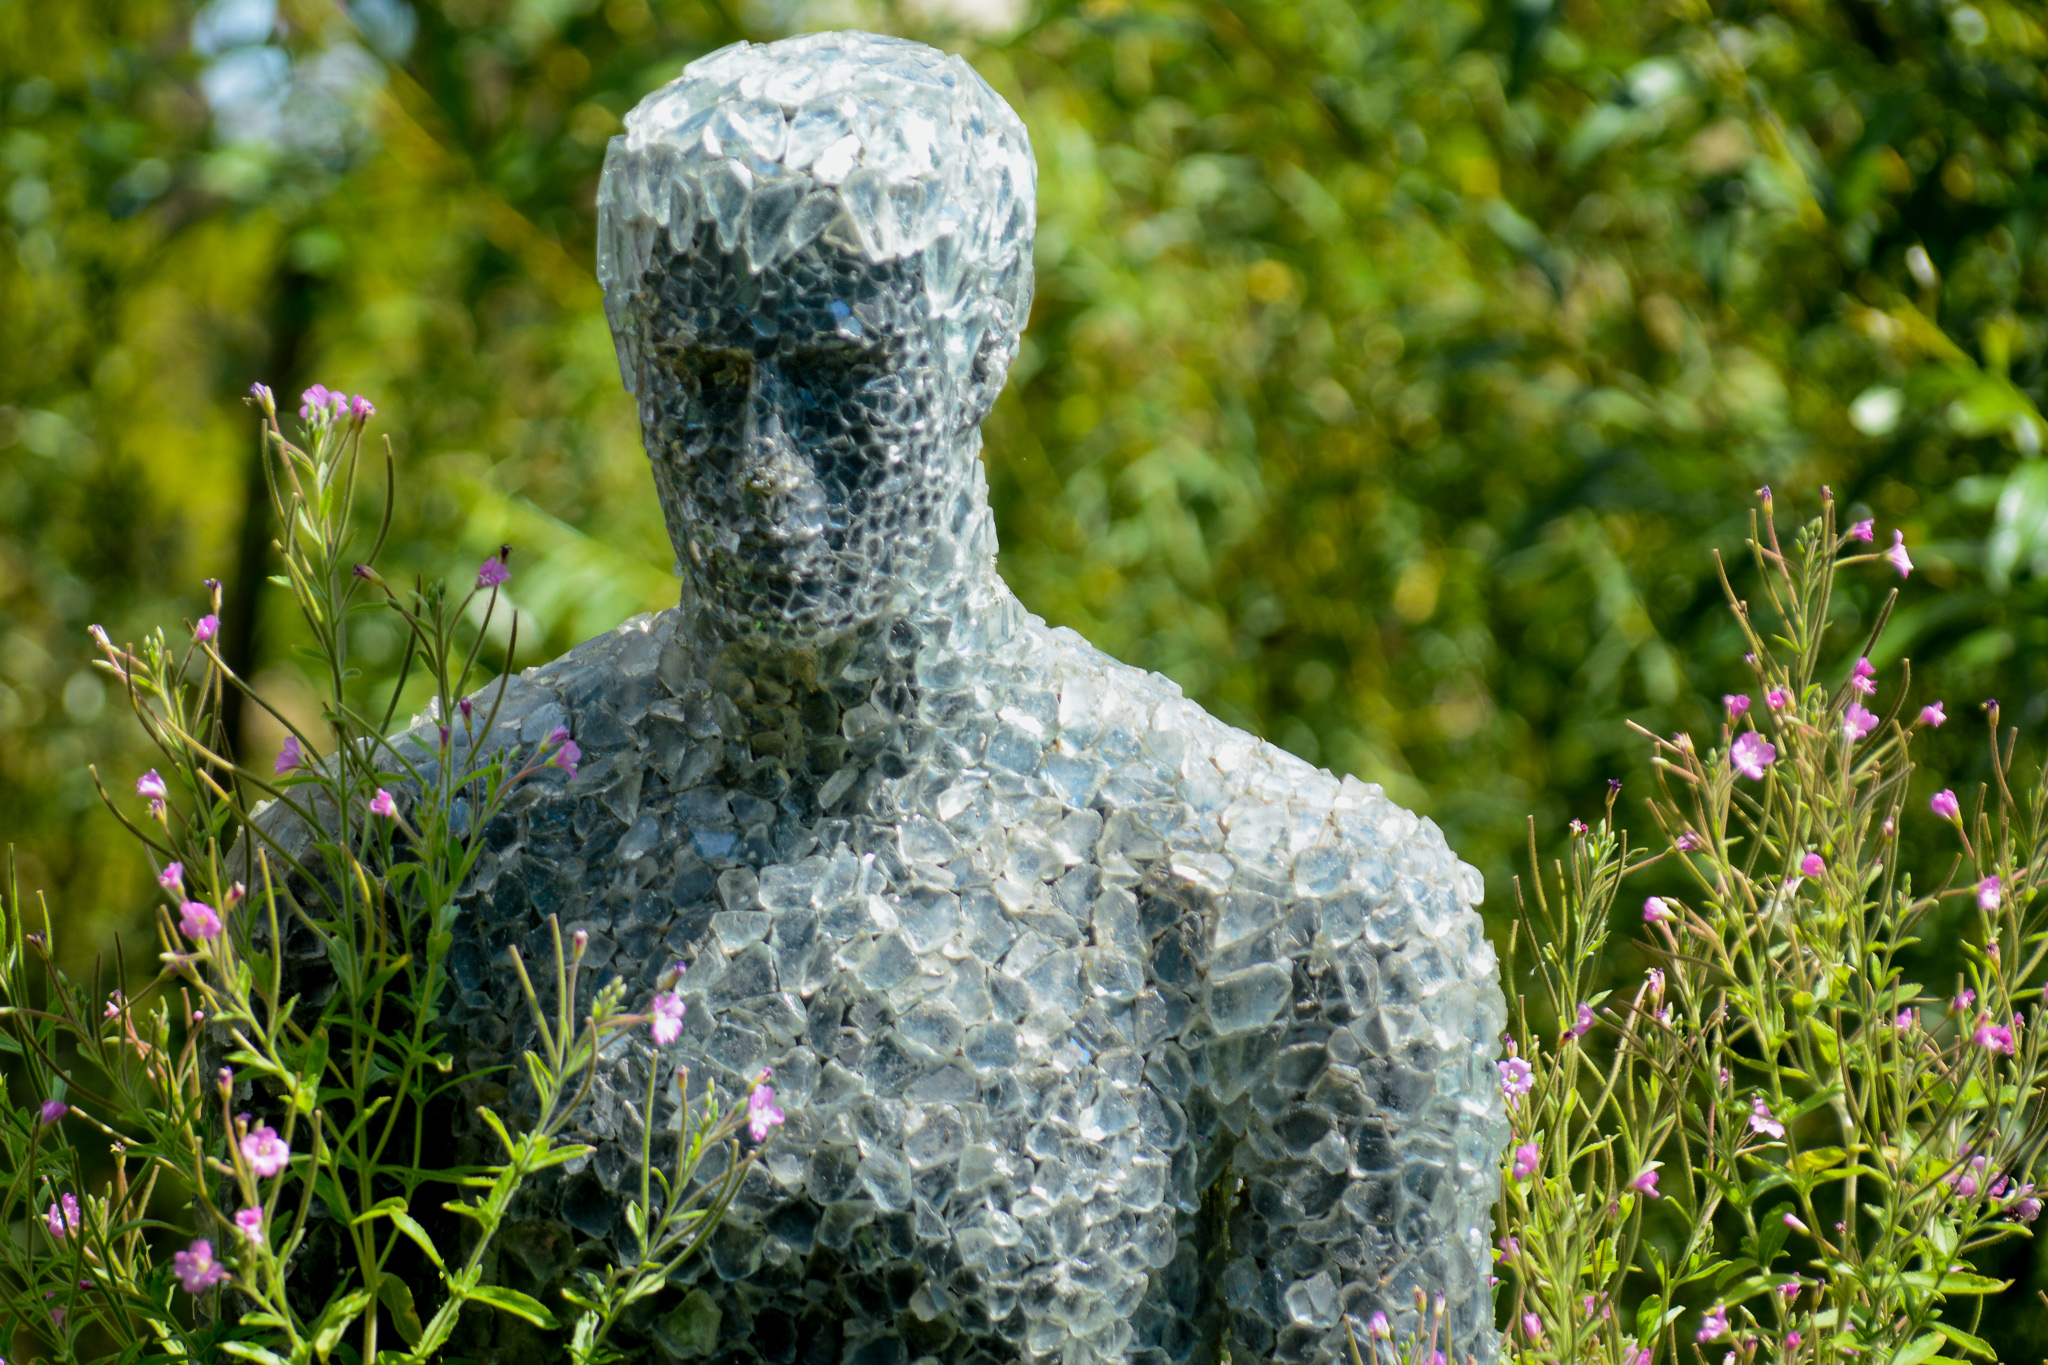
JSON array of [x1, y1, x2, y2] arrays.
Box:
[[1766, 687, 1790, 710], [1920, 701, 1946, 727], [1643, 896, 1671, 923], [104, 991, 124, 1019], [1565, 1002, 1595, 1039], [1896, 1010, 1916, 1031], [650, 991, 687, 1045], [1646, 967, 1665, 997], [1931, 789, 1960, 820], [240, 1125, 289, 1178], [2015, 1196, 2043, 1222], [350, 394, 375, 421], [45, 1192, 81, 1238], [1497, 1057, 1534, 1106], [275, 736, 302, 775], [1675, 830, 1702, 850], [477, 556, 510, 589], [1521, 1313, 1542, 1343], [1850, 657, 1877, 695], [1977, 875, 2002, 911], [1954, 988, 1976, 1013], [179, 900, 222, 941], [1783, 1212, 1809, 1233], [1777, 1280, 1801, 1302], [233, 1207, 264, 1243], [39, 1098, 67, 1124], [172, 1239, 228, 1293], [1630, 1352, 1651, 1365], [194, 614, 219, 643], [1724, 694, 1751, 720], [1629, 1167, 1661, 1198], [1886, 529, 1913, 577], [299, 385, 333, 420], [369, 788, 398, 818], [248, 381, 275, 414], [747, 1082, 785, 1142], [1569, 818, 1588, 835], [137, 770, 168, 800], [1843, 702, 1879, 740], [1849, 519, 1874, 542], [1799, 852, 1825, 878], [158, 861, 183, 892], [547, 726, 581, 779], [1974, 1015, 2015, 1055], [1512, 1142, 1540, 1180], [1496, 1237, 1519, 1265], [1786, 1331, 1803, 1353], [1732, 732, 1776, 779], [1697, 1305, 1729, 1343], [1368, 1311, 1392, 1338], [1749, 1095, 1786, 1139]]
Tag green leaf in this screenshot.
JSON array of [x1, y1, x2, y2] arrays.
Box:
[[1899, 1271, 2010, 1295], [351, 1195, 409, 1225], [219, 1344, 293, 1365], [387, 1209, 445, 1270], [1793, 1147, 1846, 1174], [311, 1288, 373, 1362], [1931, 1322, 1996, 1360], [379, 1275, 426, 1349], [1890, 1335, 1946, 1365], [465, 1283, 561, 1330]]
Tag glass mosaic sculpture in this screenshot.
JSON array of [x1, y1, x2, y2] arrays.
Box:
[[370, 31, 1505, 1365]]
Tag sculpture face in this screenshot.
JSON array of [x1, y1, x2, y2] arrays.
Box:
[[632, 229, 985, 643]]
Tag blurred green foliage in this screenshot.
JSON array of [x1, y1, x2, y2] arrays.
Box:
[[4, 0, 2048, 1337]]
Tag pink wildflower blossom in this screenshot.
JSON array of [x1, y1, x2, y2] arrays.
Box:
[[158, 861, 183, 892], [650, 991, 687, 1045], [369, 789, 398, 818], [1978, 875, 2002, 910], [1849, 519, 1874, 542], [1783, 1212, 1809, 1233], [1724, 694, 1751, 720], [194, 614, 219, 643], [240, 1125, 289, 1178], [548, 726, 581, 779], [1766, 687, 1790, 710], [1697, 1305, 1730, 1343], [350, 394, 375, 421], [1749, 1096, 1786, 1140], [1675, 830, 1702, 850], [1974, 1015, 2016, 1055], [1643, 896, 1672, 923], [1512, 1142, 1540, 1180], [234, 1207, 264, 1243], [748, 1083, 785, 1141], [172, 1239, 228, 1293], [1843, 702, 1879, 740], [45, 1192, 81, 1238], [1931, 789, 1960, 820], [1566, 1002, 1594, 1039], [137, 770, 167, 800], [1955, 989, 1977, 1013], [1886, 529, 1913, 577], [1920, 701, 1947, 727], [1732, 732, 1776, 779], [39, 1098, 67, 1124], [1521, 1313, 1542, 1343], [1799, 852, 1825, 878], [178, 900, 222, 941], [274, 736, 302, 775], [477, 556, 510, 589], [1497, 1057, 1534, 1107], [1629, 1167, 1661, 1198], [1851, 657, 1877, 695]]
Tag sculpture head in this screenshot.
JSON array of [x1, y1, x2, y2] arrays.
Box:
[[597, 32, 1036, 644]]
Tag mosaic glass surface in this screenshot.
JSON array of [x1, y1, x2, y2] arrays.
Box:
[[284, 32, 1508, 1365]]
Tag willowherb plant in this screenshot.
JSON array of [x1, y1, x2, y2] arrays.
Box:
[[0, 386, 782, 1364], [1493, 491, 2047, 1365]]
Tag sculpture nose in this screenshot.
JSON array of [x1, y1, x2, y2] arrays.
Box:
[[737, 366, 828, 547]]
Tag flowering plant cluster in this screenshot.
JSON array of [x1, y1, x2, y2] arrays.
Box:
[[0, 389, 777, 1363], [1491, 493, 2047, 1365]]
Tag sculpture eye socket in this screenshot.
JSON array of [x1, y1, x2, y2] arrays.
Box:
[[672, 348, 753, 433], [783, 344, 878, 410]]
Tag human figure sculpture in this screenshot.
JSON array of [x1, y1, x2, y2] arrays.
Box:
[[412, 31, 1506, 1365]]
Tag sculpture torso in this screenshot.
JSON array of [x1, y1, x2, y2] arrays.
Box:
[[435, 575, 1504, 1365]]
